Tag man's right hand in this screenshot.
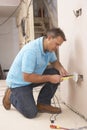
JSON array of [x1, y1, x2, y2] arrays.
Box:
[[49, 74, 63, 84]]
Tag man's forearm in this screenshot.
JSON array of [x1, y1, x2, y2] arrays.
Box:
[[51, 61, 63, 71], [23, 73, 51, 83]]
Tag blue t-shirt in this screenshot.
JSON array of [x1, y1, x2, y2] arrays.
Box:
[[6, 37, 57, 88]]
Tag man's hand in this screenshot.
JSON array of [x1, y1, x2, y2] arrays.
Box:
[[58, 66, 68, 76], [49, 74, 63, 84], [51, 61, 68, 76], [23, 73, 63, 84]]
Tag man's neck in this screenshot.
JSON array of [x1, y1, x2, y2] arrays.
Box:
[[43, 37, 48, 52]]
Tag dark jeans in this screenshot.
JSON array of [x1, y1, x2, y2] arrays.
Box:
[[10, 68, 60, 118]]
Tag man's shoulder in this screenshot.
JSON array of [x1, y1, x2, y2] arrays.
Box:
[[20, 37, 43, 54]]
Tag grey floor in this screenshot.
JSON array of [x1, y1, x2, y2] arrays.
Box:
[[0, 80, 87, 130]]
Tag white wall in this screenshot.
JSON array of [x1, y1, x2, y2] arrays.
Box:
[[0, 17, 19, 70], [58, 0, 87, 118], [0, 0, 20, 6]]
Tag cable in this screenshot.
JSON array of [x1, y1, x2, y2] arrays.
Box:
[[0, 1, 22, 26], [62, 101, 87, 122], [71, 126, 87, 130], [50, 94, 61, 123], [50, 114, 59, 123], [0, 0, 33, 35], [33, 86, 61, 123], [33, 87, 61, 123]]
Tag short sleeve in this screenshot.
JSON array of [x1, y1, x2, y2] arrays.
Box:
[[22, 49, 36, 73], [49, 52, 57, 63]]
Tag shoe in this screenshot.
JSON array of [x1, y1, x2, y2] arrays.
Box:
[[2, 88, 11, 110], [37, 103, 61, 114]]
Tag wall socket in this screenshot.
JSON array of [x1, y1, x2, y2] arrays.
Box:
[[78, 75, 83, 81], [73, 8, 82, 17]]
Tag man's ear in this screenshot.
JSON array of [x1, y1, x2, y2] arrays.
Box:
[[47, 35, 52, 40]]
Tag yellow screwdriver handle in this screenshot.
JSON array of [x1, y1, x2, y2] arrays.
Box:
[[61, 75, 73, 80]]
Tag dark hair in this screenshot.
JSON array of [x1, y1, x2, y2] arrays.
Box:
[[45, 28, 66, 41]]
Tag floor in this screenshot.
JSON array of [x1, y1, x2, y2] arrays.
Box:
[[0, 80, 87, 130]]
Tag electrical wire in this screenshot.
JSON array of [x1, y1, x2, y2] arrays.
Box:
[[33, 86, 61, 123], [0, 2, 21, 26], [0, 0, 33, 37], [50, 94, 61, 123], [62, 101, 87, 122]]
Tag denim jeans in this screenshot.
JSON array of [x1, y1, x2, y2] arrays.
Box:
[[10, 68, 60, 118]]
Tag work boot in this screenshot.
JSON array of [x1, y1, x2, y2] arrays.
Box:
[[2, 88, 11, 110], [37, 103, 61, 114]]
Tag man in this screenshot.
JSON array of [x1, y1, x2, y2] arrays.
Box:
[[3, 28, 68, 118]]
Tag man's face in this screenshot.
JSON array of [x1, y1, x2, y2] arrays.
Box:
[[47, 36, 64, 52]]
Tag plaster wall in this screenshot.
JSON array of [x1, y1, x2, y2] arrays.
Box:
[[0, 18, 19, 70], [57, 0, 87, 118], [0, 0, 20, 6]]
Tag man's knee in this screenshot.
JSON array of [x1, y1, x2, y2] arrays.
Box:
[[20, 107, 38, 119], [49, 68, 60, 75], [53, 68, 60, 74], [43, 67, 60, 75]]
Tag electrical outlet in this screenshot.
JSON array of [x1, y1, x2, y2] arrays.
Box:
[[78, 75, 83, 81], [73, 8, 82, 17]]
